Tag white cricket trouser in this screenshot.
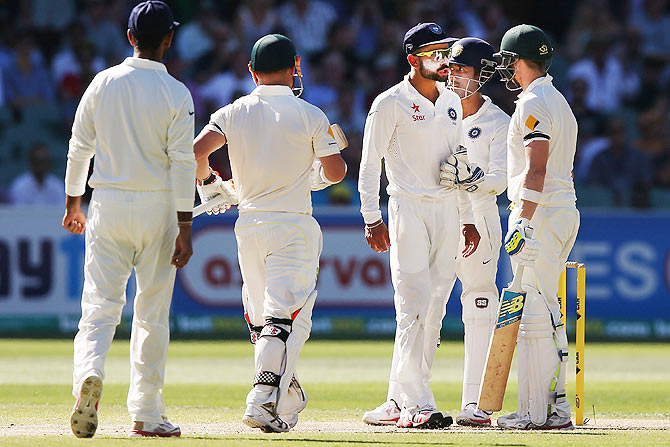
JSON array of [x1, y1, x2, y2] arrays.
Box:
[[385, 194, 460, 412], [235, 212, 321, 407], [510, 203, 580, 424], [72, 188, 178, 423], [456, 204, 501, 409]]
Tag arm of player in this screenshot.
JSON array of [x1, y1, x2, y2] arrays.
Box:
[[63, 74, 99, 235], [359, 97, 394, 253], [479, 115, 509, 195], [518, 140, 548, 220], [167, 90, 197, 268], [193, 128, 227, 181]]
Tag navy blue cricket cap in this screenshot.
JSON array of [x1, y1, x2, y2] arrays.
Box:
[[448, 37, 496, 68], [128, 1, 179, 42], [403, 23, 457, 55]]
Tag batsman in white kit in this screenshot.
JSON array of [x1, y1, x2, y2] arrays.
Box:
[[493, 25, 580, 430], [439, 37, 510, 427], [62, 1, 194, 438], [359, 23, 481, 429], [192, 34, 346, 433]]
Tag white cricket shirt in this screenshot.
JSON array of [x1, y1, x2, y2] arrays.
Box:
[[507, 75, 578, 206], [359, 75, 474, 225], [461, 95, 509, 211], [205, 84, 340, 215], [65, 57, 196, 211]]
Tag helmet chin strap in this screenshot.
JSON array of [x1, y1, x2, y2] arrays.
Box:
[[292, 55, 304, 97]]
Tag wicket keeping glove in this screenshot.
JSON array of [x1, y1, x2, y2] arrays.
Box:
[[504, 217, 539, 265], [440, 146, 485, 192]]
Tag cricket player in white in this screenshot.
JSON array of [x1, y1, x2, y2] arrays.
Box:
[[62, 1, 194, 438], [493, 25, 579, 430], [440, 37, 510, 427], [192, 34, 346, 433], [359, 23, 481, 429]]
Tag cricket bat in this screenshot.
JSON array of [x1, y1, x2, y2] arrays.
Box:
[[478, 264, 526, 412]]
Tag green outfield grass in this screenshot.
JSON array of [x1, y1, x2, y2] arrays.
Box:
[[0, 339, 669, 446]]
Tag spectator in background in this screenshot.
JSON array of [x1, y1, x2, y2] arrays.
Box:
[[2, 33, 54, 110], [80, 0, 127, 65], [235, 0, 279, 52], [199, 50, 256, 112], [588, 118, 652, 207], [304, 51, 346, 113], [278, 0, 337, 57], [567, 36, 640, 112], [52, 21, 106, 88], [9, 143, 64, 205], [176, 0, 233, 64], [350, 0, 382, 60], [629, 0, 670, 59], [569, 77, 606, 179], [564, 0, 621, 60]]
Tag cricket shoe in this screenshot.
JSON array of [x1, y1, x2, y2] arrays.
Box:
[[397, 407, 450, 429], [129, 418, 181, 437], [497, 412, 574, 430], [362, 399, 400, 425], [456, 403, 492, 427], [243, 403, 290, 433], [528, 413, 575, 430], [70, 375, 102, 438]]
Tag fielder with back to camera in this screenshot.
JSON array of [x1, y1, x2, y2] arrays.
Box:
[[62, 0, 193, 438]]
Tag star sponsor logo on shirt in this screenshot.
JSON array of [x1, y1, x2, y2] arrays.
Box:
[[525, 114, 539, 130], [411, 103, 425, 121], [447, 107, 457, 121], [468, 126, 482, 139]]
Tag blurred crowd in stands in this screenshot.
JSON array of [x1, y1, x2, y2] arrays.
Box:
[[0, 0, 668, 208]]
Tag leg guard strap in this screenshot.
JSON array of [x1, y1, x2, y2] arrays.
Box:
[[245, 313, 263, 345], [260, 324, 290, 343], [254, 371, 281, 387], [266, 317, 294, 326]]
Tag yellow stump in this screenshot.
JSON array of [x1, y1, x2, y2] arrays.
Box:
[[561, 261, 586, 426]]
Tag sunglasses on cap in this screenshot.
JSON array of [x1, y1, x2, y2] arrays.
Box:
[[413, 48, 451, 61]]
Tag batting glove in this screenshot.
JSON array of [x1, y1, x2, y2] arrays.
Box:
[[504, 217, 539, 265], [196, 169, 232, 215]]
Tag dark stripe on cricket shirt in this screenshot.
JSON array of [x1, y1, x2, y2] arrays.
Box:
[[524, 131, 550, 141]]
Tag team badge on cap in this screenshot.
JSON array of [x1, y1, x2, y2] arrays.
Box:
[[451, 44, 464, 57], [429, 24, 442, 34]]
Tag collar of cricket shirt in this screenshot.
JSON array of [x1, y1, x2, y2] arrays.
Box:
[[251, 85, 294, 96], [516, 74, 553, 100], [403, 74, 442, 109], [463, 95, 492, 124], [122, 57, 167, 72]]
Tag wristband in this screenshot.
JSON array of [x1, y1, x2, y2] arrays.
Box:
[[366, 219, 384, 229], [519, 187, 541, 203]]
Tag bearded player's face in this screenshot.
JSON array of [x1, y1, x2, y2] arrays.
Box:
[[418, 54, 450, 82]]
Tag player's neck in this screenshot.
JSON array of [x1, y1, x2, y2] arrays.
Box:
[[518, 71, 545, 91], [408, 70, 439, 104], [461, 93, 485, 119], [133, 48, 165, 63]]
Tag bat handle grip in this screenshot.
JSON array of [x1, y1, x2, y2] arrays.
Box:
[[510, 263, 525, 291]]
